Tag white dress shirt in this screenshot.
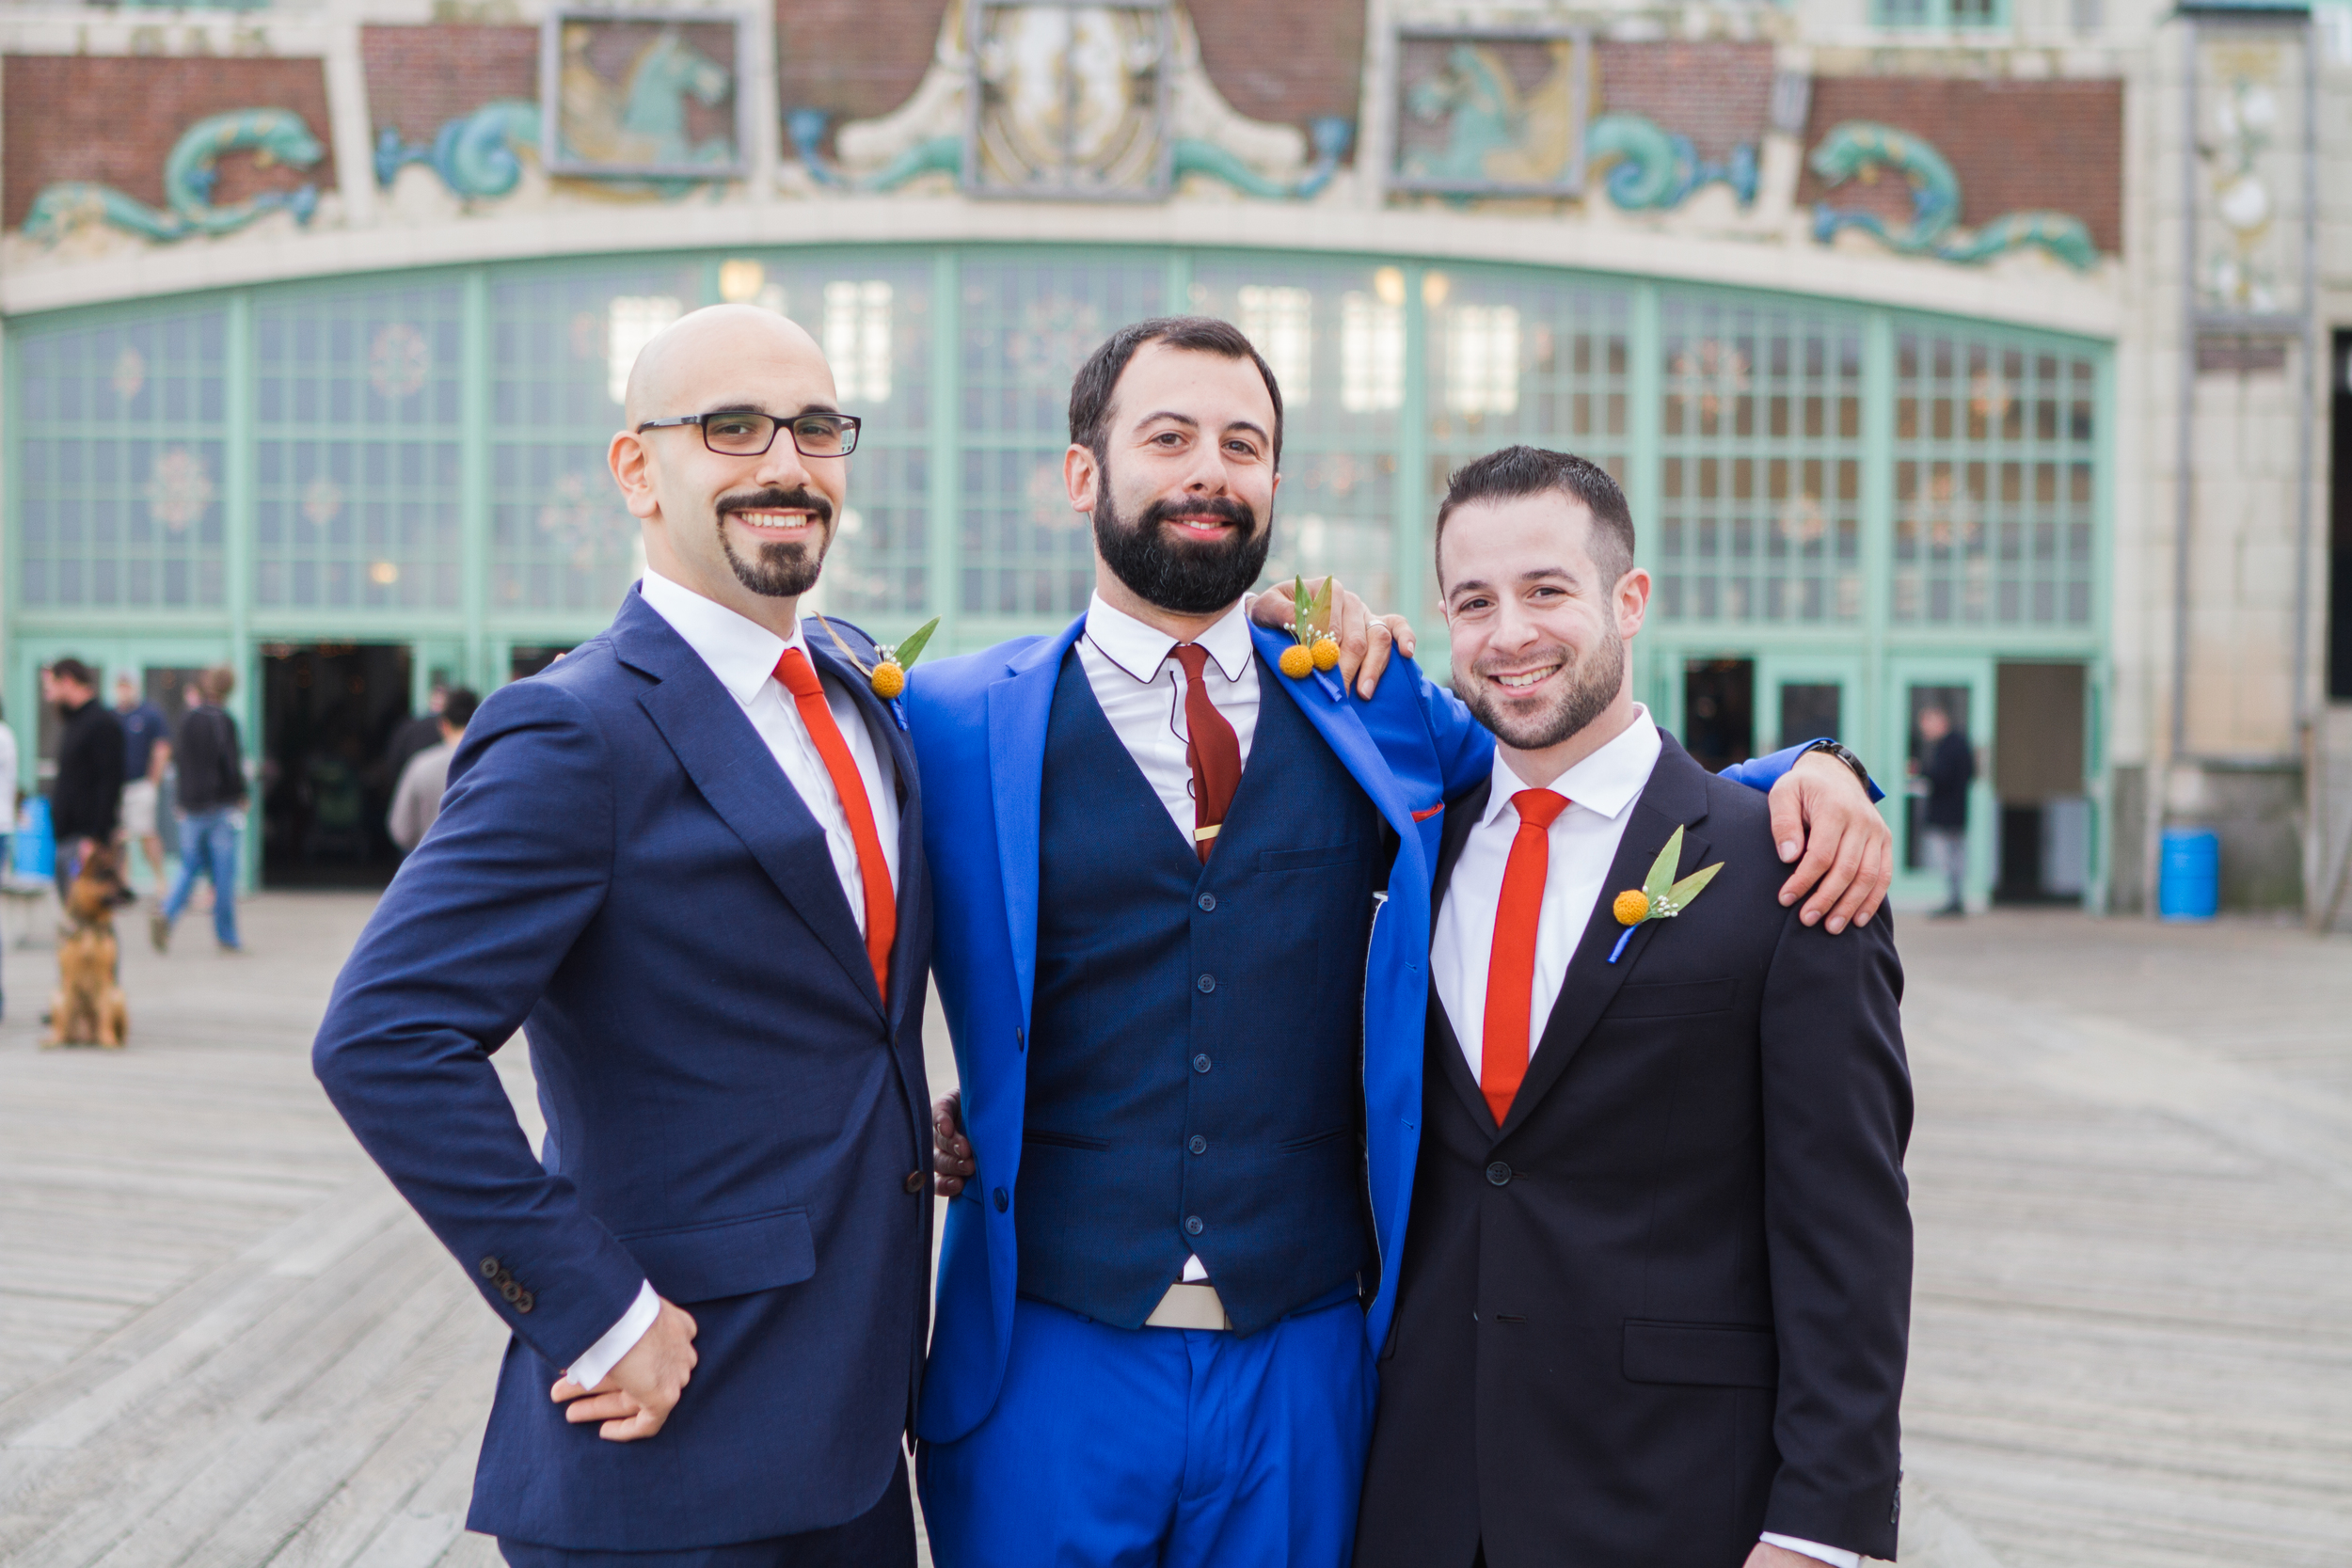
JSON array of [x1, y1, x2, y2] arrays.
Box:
[[566, 567, 902, 1395], [1427, 704, 1856, 1568], [1073, 592, 1258, 1284]]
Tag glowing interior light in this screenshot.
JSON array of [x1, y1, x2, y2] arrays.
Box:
[[1340, 292, 1404, 413], [1236, 285, 1313, 408], [1444, 304, 1521, 416], [607, 294, 683, 405], [824, 280, 894, 404]]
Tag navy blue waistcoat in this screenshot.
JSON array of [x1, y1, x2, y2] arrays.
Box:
[[1018, 649, 1381, 1336]]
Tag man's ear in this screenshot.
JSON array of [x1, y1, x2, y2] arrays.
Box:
[[1614, 566, 1652, 641], [609, 431, 660, 522], [1063, 443, 1101, 517]]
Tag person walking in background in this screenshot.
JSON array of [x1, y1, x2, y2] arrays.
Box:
[[47, 659, 124, 899], [0, 697, 15, 1021], [114, 674, 171, 900], [387, 686, 478, 852], [383, 682, 449, 794], [153, 666, 247, 955], [1915, 705, 1975, 917]]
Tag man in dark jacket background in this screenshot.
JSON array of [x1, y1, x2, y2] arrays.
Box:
[[46, 658, 123, 896], [1915, 705, 1976, 917], [153, 665, 248, 955]]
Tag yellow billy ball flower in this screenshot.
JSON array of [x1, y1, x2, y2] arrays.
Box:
[[1279, 643, 1315, 678], [1311, 636, 1341, 673], [869, 661, 907, 700], [1613, 889, 1651, 926]]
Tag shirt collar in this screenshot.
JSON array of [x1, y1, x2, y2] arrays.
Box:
[[1479, 704, 1663, 830], [1082, 593, 1255, 686], [638, 566, 807, 705]]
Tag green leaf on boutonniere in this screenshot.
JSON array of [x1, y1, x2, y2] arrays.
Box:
[[1642, 825, 1685, 906], [890, 615, 940, 672], [1657, 860, 1724, 916]]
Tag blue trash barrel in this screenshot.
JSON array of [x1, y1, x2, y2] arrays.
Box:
[[2158, 828, 2219, 921], [14, 797, 54, 879]]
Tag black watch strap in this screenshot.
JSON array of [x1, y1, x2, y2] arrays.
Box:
[[1801, 738, 1873, 792]]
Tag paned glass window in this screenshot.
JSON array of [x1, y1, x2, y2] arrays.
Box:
[[1892, 332, 2097, 627], [1427, 272, 1632, 612], [1193, 258, 1404, 609], [489, 262, 700, 613], [1656, 298, 1864, 625], [957, 255, 1165, 618], [17, 308, 230, 610], [254, 280, 464, 610]]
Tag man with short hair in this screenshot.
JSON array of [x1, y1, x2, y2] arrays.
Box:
[[1915, 705, 1974, 916], [912, 327, 1894, 1568], [47, 658, 123, 898], [387, 686, 480, 851], [115, 674, 172, 895], [1355, 447, 1911, 1568], [153, 666, 247, 955]]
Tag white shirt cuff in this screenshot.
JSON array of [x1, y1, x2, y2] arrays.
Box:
[[567, 1280, 659, 1391], [1759, 1534, 1861, 1568]]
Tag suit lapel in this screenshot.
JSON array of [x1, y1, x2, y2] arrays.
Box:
[[807, 631, 925, 1026], [987, 614, 1089, 1026], [1495, 737, 1714, 1139], [617, 594, 883, 1017], [1426, 774, 1500, 1132], [1248, 624, 1426, 860]]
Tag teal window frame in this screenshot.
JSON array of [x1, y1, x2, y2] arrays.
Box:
[[1871, 0, 2010, 28]]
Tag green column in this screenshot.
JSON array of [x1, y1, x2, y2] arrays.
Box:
[[1629, 281, 1662, 710], [460, 267, 491, 689], [1859, 309, 1895, 776], [927, 249, 962, 650], [1396, 266, 1430, 629], [224, 290, 259, 892]]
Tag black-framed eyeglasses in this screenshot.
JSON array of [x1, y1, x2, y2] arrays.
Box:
[[634, 411, 862, 458]]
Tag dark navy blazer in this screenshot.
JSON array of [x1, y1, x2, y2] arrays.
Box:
[[313, 588, 933, 1551]]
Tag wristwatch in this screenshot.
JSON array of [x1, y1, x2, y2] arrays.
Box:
[[1800, 738, 1874, 793]]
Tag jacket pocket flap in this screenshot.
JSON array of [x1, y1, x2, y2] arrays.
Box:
[[1610, 978, 1738, 1019], [1259, 843, 1361, 872], [1622, 1320, 1778, 1387], [622, 1208, 815, 1305]]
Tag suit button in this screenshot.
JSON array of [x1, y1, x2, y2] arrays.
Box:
[[501, 1279, 522, 1303], [993, 1187, 1008, 1212], [515, 1291, 534, 1314], [1486, 1161, 1513, 1187], [1188, 1134, 1207, 1155], [904, 1170, 927, 1195], [479, 1257, 500, 1279], [1193, 1053, 1212, 1073], [1184, 1215, 1204, 1236], [1196, 974, 1216, 993], [495, 1268, 515, 1289], [1197, 893, 1216, 911]]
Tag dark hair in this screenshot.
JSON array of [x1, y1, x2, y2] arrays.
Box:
[[50, 657, 94, 689], [202, 663, 236, 701], [442, 687, 481, 730], [1068, 315, 1284, 467], [1434, 445, 1636, 588]]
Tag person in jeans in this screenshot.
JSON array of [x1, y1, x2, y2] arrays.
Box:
[[114, 674, 172, 899], [1914, 705, 1975, 917], [154, 665, 247, 954], [47, 658, 124, 899]]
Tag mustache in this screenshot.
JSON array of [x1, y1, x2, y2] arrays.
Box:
[[717, 486, 834, 527], [1137, 492, 1254, 533]]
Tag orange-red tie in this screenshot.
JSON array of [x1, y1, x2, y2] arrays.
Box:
[[1171, 643, 1242, 863], [773, 647, 895, 997], [1482, 788, 1569, 1127]]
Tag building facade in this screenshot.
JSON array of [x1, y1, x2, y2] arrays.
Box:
[[0, 0, 2343, 914]]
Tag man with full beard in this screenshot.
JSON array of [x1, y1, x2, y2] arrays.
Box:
[[908, 323, 1892, 1568], [1355, 447, 1911, 1568]]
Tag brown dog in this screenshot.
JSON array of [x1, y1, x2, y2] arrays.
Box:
[[48, 846, 128, 1049]]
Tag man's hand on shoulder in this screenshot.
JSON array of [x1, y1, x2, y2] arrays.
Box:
[[1769, 750, 1893, 934], [1248, 576, 1417, 699], [550, 1296, 698, 1441]]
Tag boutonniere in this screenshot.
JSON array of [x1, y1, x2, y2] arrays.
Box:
[[1608, 825, 1724, 963], [1276, 575, 1342, 679], [819, 613, 940, 701]]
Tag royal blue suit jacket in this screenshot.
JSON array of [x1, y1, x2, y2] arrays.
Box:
[[907, 613, 1819, 1443], [313, 588, 933, 1550]]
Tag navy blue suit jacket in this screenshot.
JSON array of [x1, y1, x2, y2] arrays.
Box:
[[313, 588, 933, 1551]]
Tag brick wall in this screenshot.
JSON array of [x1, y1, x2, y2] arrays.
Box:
[[776, 0, 946, 125], [361, 24, 538, 146], [1594, 41, 1775, 163], [1188, 0, 1365, 134], [1797, 76, 2124, 255], [4, 55, 334, 231]]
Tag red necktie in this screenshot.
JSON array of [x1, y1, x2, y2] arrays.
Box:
[[1171, 643, 1242, 863], [773, 647, 895, 996], [1482, 788, 1569, 1126]]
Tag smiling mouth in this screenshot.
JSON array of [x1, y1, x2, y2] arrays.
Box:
[[728, 509, 822, 537], [1161, 513, 1235, 537], [1487, 664, 1562, 691]]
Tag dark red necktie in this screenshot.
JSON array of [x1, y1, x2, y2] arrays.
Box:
[[772, 647, 894, 995], [1482, 788, 1569, 1125], [1171, 643, 1242, 863]]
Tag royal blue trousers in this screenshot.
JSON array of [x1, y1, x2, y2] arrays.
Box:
[[918, 1287, 1374, 1568]]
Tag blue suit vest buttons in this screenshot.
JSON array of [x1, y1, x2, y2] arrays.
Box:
[[1196, 973, 1216, 993], [1188, 1134, 1207, 1154], [1184, 1215, 1204, 1236], [1486, 1161, 1514, 1187], [1193, 1053, 1212, 1073], [1197, 892, 1216, 911], [993, 1187, 1009, 1212]]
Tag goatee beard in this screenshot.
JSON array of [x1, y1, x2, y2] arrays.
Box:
[[1093, 484, 1271, 616], [718, 486, 834, 598], [1462, 627, 1626, 752]]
